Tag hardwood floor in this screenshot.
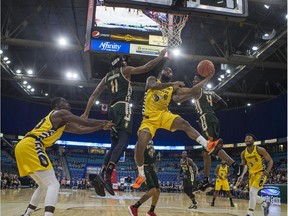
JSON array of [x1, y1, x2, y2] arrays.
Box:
[[1, 188, 287, 216]]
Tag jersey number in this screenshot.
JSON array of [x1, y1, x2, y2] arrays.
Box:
[[110, 79, 118, 93]]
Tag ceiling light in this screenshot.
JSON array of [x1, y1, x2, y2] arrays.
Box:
[[218, 78, 222, 81], [66, 72, 72, 78], [0, 50, 3, 54], [172, 49, 180, 56], [206, 83, 212, 89], [45, 93, 49, 96], [31, 88, 35, 92], [72, 73, 78, 79], [58, 37, 67, 46], [78, 86, 83, 88], [27, 85, 31, 89], [27, 69, 33, 75], [23, 81, 28, 85], [177, 103, 181, 105], [6, 60, 11, 64], [252, 46, 258, 51], [286, 14, 288, 19], [3, 56, 8, 61], [16, 69, 21, 74], [129, 103, 133, 107], [95, 100, 100, 105], [220, 74, 225, 79], [264, 5, 270, 9], [226, 69, 231, 74], [247, 103, 251, 106], [191, 99, 195, 104]]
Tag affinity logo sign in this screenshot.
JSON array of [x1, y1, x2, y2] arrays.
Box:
[[90, 40, 130, 53]]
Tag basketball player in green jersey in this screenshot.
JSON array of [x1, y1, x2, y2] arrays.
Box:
[[177, 151, 199, 209], [236, 134, 273, 216], [173, 72, 241, 193], [15, 97, 113, 216], [129, 140, 160, 216], [81, 49, 167, 196], [211, 160, 234, 207]]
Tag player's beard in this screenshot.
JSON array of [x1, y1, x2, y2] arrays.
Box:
[[161, 74, 171, 83], [246, 143, 253, 147]]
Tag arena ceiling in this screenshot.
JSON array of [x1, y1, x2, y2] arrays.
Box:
[[1, 0, 287, 114]]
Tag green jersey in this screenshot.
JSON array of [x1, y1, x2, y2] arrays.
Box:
[[144, 143, 156, 165], [105, 67, 132, 104], [180, 158, 193, 178], [195, 88, 216, 116]]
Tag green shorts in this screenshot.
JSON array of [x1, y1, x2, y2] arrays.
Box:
[[108, 102, 133, 136], [198, 113, 220, 141], [183, 176, 197, 188], [144, 165, 159, 190]]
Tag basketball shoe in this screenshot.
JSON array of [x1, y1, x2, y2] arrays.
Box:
[[132, 176, 146, 189], [146, 211, 157, 216], [128, 205, 138, 216], [207, 138, 223, 155]]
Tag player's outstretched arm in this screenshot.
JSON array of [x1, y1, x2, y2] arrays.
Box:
[[81, 77, 106, 118], [64, 121, 114, 134], [257, 146, 273, 176], [123, 48, 167, 75], [172, 71, 214, 103]]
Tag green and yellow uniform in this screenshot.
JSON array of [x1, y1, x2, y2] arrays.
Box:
[[138, 80, 179, 138], [195, 89, 220, 140], [15, 111, 66, 176], [215, 164, 230, 191], [244, 146, 266, 189], [144, 142, 159, 189], [105, 67, 133, 135], [180, 158, 196, 188]]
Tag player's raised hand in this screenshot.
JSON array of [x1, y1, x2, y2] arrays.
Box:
[[159, 48, 167, 57]]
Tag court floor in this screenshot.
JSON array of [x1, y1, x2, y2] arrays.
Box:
[[1, 188, 287, 216]]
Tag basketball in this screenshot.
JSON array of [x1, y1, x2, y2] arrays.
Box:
[[197, 60, 215, 77]]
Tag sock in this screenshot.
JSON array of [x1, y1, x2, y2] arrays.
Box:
[[45, 213, 53, 216], [133, 201, 141, 208], [106, 162, 116, 182], [212, 198, 216, 203], [138, 165, 145, 177], [204, 177, 209, 183], [196, 136, 208, 148], [149, 205, 155, 212], [23, 204, 37, 216], [229, 197, 233, 203]]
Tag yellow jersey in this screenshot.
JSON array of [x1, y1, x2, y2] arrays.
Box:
[[217, 164, 228, 179], [244, 146, 264, 174], [25, 110, 66, 147], [142, 80, 174, 116]]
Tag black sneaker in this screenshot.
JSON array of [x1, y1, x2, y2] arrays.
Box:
[[105, 180, 115, 196], [188, 204, 197, 209], [230, 202, 235, 207], [91, 177, 105, 197], [199, 182, 213, 193], [95, 174, 115, 196]]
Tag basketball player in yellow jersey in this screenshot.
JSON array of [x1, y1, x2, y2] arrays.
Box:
[[133, 67, 223, 188], [211, 160, 234, 207], [15, 97, 114, 216], [236, 133, 273, 216]]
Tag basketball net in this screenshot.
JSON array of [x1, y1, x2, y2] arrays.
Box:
[[158, 13, 188, 48]]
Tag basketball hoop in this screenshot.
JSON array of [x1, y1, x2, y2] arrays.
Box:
[[157, 13, 188, 48]]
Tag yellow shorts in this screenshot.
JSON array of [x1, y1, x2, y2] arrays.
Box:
[[249, 171, 267, 190], [15, 137, 53, 177], [215, 178, 230, 191], [138, 110, 179, 138]]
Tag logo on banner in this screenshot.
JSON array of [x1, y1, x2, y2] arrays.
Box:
[[99, 42, 121, 51], [90, 40, 130, 53], [91, 30, 110, 39]]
